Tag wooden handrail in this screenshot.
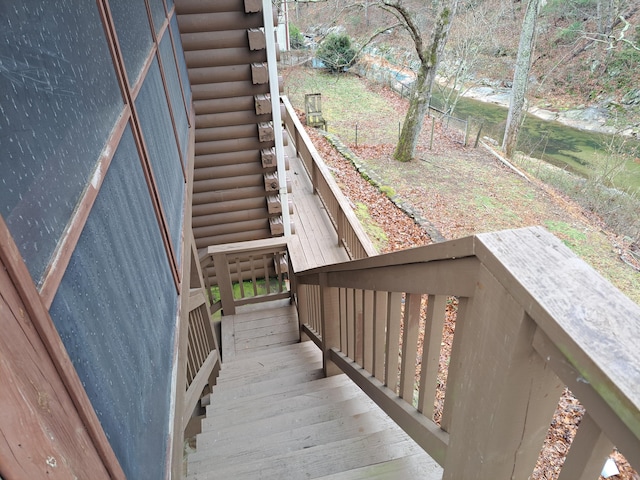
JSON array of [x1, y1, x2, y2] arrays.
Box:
[[200, 237, 294, 316], [294, 226, 640, 478], [282, 96, 377, 260]]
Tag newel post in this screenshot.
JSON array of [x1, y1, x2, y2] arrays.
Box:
[[319, 272, 341, 377], [443, 264, 564, 479], [212, 252, 236, 316]]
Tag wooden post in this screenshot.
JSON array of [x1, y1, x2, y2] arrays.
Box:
[[337, 209, 344, 248], [212, 252, 236, 316], [443, 264, 564, 479], [474, 123, 483, 148], [320, 273, 341, 377], [464, 116, 470, 146], [430, 117, 435, 150]]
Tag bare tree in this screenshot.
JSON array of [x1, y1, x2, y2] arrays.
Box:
[[381, 0, 459, 162], [502, 0, 542, 158], [438, 2, 501, 115]]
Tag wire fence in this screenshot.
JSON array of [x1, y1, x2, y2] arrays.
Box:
[[281, 48, 483, 148]]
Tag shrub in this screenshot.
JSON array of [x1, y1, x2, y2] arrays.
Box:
[[317, 33, 358, 72], [289, 23, 305, 49]]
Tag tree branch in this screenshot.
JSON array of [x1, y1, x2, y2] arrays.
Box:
[[353, 22, 404, 58], [379, 1, 427, 64]]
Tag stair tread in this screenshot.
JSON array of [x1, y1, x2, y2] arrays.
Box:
[[188, 428, 426, 479], [314, 453, 443, 480], [208, 368, 326, 404], [192, 408, 398, 463], [201, 393, 378, 445], [206, 373, 353, 415], [214, 360, 323, 388], [203, 377, 362, 430], [218, 342, 319, 373]]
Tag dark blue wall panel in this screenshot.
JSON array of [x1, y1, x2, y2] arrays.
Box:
[[49, 126, 177, 480], [136, 58, 185, 267], [0, 2, 122, 284]]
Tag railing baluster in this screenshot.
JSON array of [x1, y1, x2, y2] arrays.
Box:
[[262, 254, 270, 294], [399, 293, 422, 404], [339, 288, 347, 352], [275, 251, 283, 293], [249, 254, 258, 297], [314, 285, 322, 335], [346, 288, 355, 359], [355, 288, 364, 366], [320, 273, 341, 377], [373, 290, 388, 380], [235, 257, 244, 299], [440, 296, 469, 432], [557, 412, 614, 480], [385, 292, 402, 393], [363, 290, 375, 373], [191, 309, 206, 366], [418, 295, 447, 417]]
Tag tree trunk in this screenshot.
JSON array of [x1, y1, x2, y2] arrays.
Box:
[[395, 67, 432, 162], [393, 0, 457, 162], [502, 0, 541, 159]]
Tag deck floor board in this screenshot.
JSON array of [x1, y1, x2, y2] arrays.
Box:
[[288, 151, 350, 271]]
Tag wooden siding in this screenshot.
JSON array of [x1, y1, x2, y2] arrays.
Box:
[[176, 0, 289, 252], [0, 217, 124, 479]]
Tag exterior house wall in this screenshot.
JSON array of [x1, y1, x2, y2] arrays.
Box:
[[0, 1, 193, 477]]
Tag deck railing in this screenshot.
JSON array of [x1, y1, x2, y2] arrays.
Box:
[[199, 238, 293, 316], [183, 288, 219, 432], [294, 226, 640, 479], [282, 96, 377, 261]]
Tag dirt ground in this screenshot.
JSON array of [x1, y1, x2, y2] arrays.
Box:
[[297, 90, 638, 478]]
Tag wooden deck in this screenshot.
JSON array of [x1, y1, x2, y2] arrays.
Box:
[[287, 145, 351, 270], [187, 301, 442, 479]]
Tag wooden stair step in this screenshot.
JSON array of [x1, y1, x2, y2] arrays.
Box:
[[207, 368, 325, 404], [205, 373, 353, 417], [216, 353, 321, 383], [231, 299, 293, 319], [188, 428, 424, 479], [193, 409, 396, 464], [232, 320, 298, 340], [233, 329, 299, 355], [314, 453, 443, 479], [224, 338, 317, 360], [219, 342, 319, 372], [202, 377, 362, 430], [214, 360, 323, 388], [232, 310, 299, 332], [203, 389, 376, 440]]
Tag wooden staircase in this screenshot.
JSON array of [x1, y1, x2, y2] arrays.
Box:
[[186, 302, 442, 479]]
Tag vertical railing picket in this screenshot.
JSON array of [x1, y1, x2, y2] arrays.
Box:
[[385, 292, 402, 393], [320, 273, 341, 377], [418, 294, 447, 417], [372, 290, 388, 380], [363, 289, 375, 373], [556, 413, 614, 480], [399, 293, 422, 404]]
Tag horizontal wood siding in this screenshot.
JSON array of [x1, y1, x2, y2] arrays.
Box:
[[176, 0, 291, 281]]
